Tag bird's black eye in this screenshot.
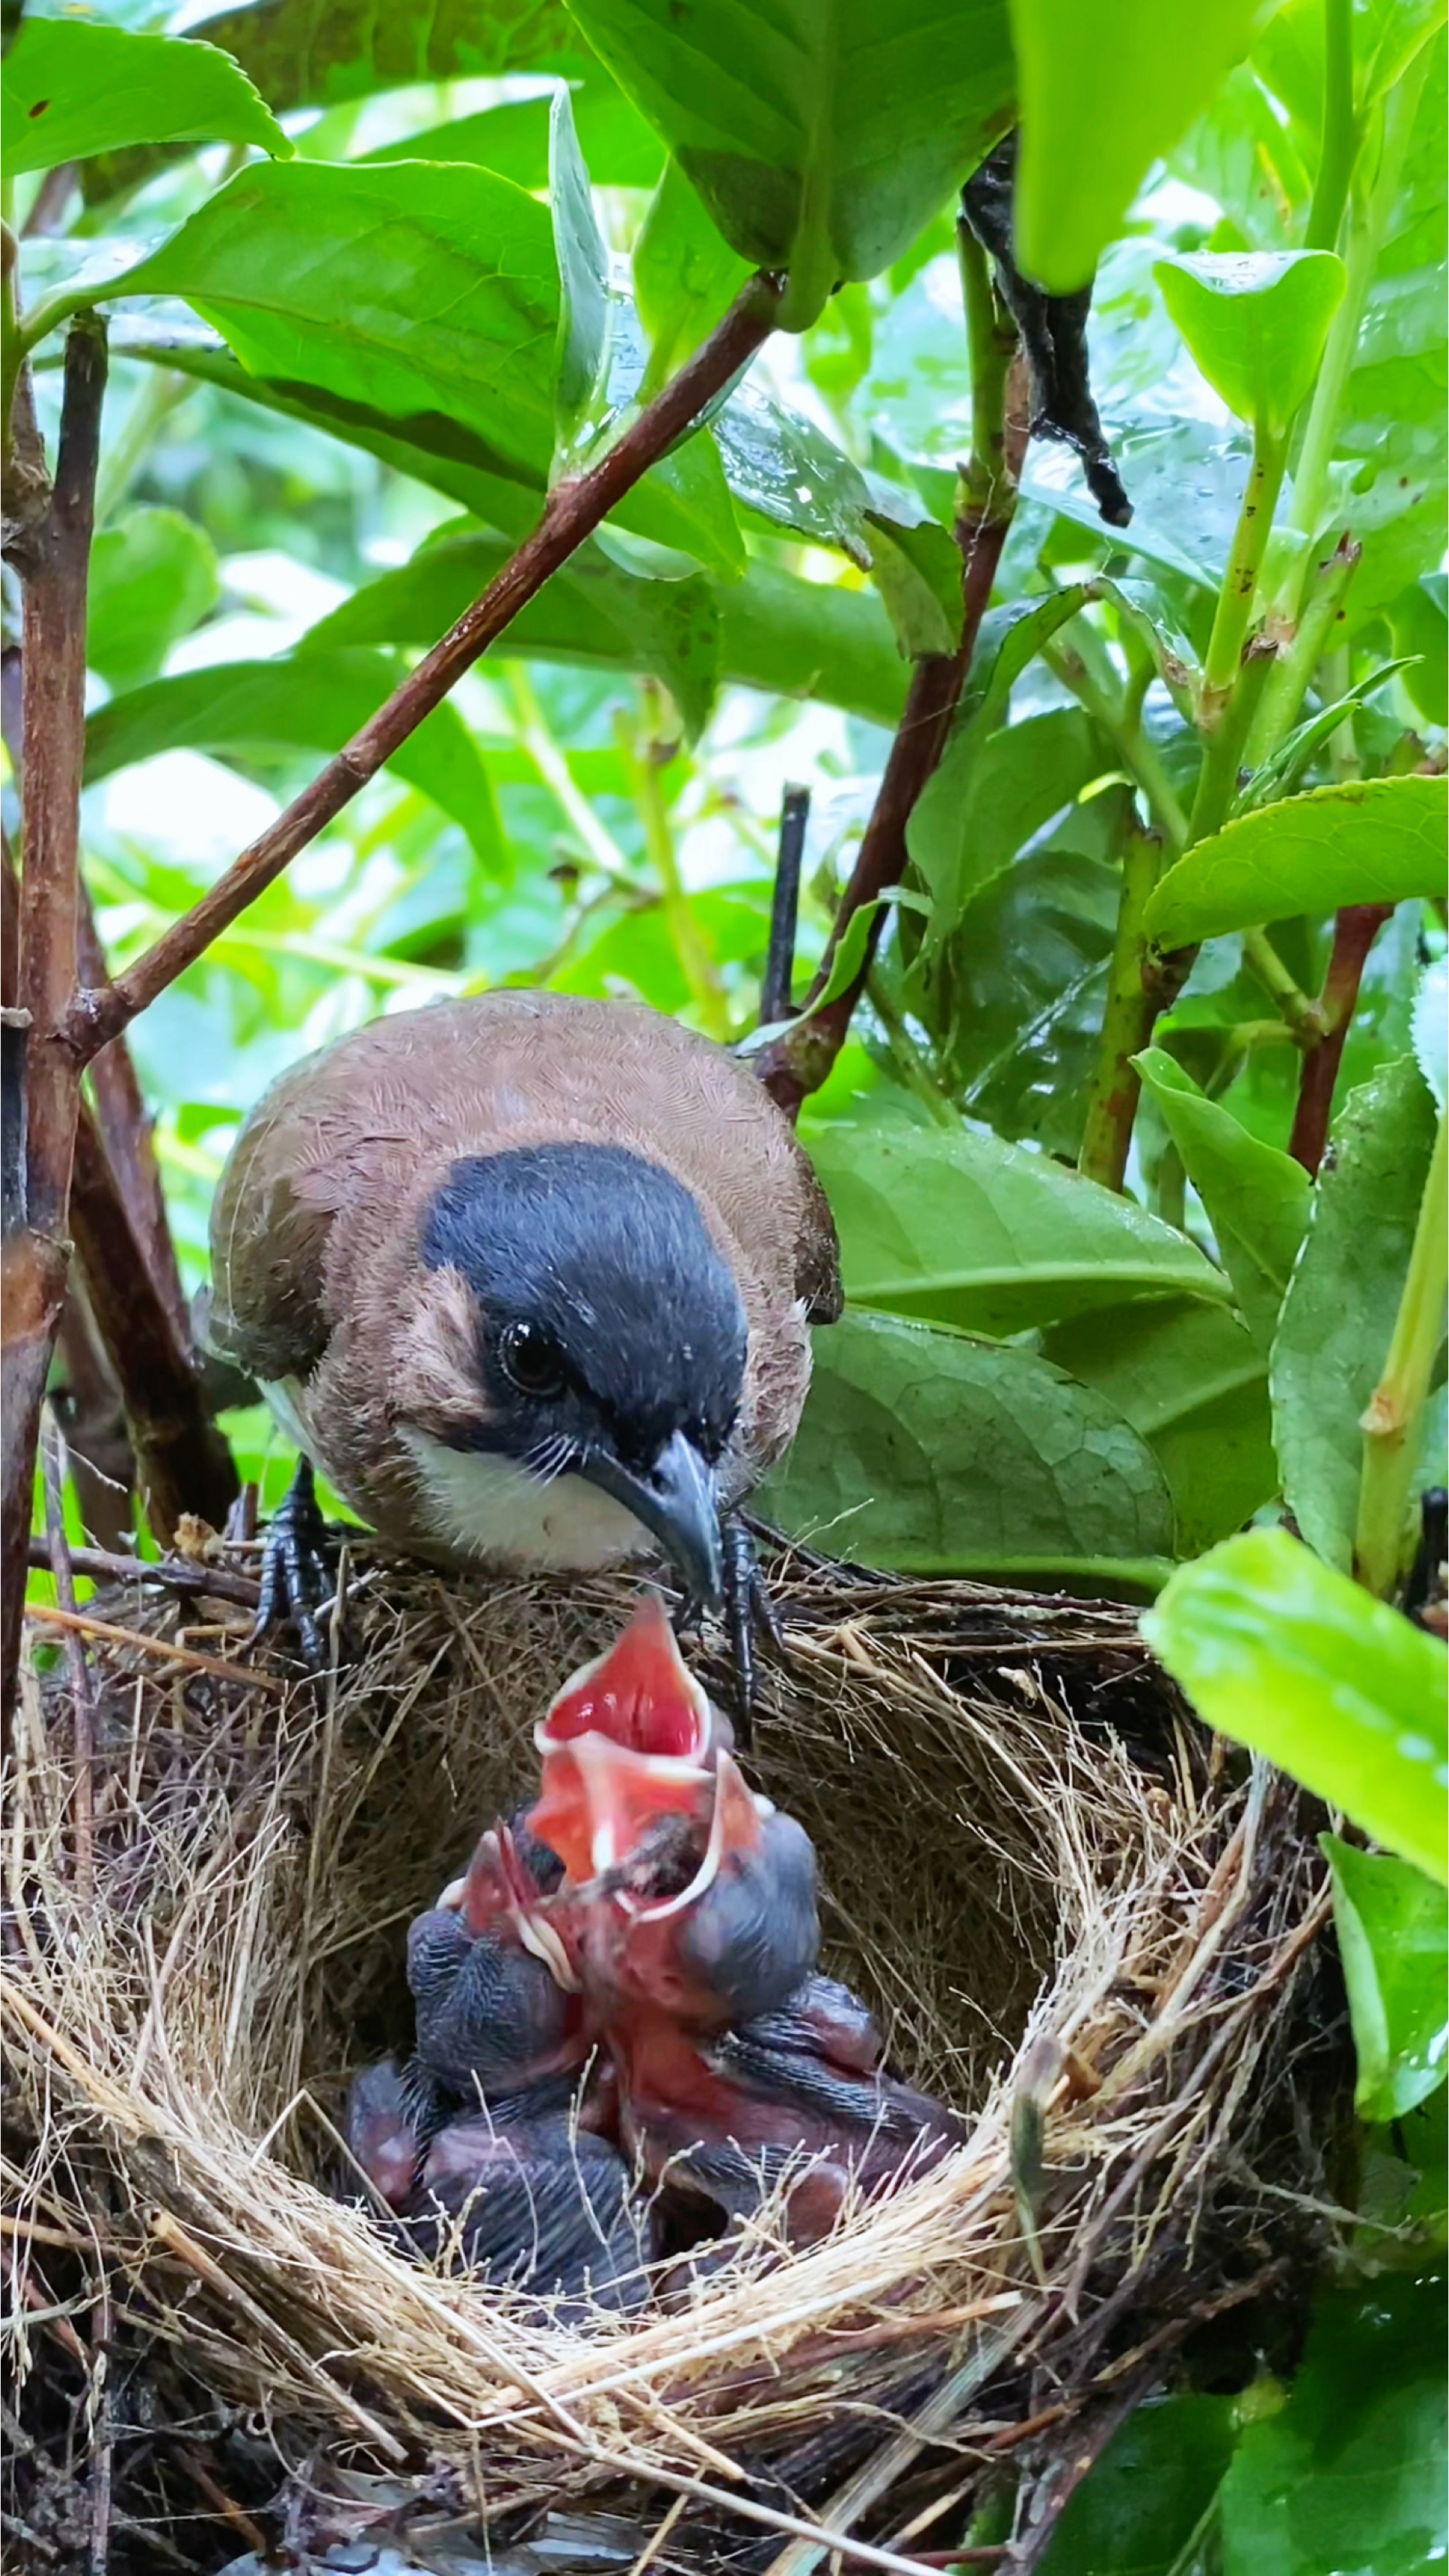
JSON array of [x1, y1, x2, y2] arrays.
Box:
[[498, 1320, 567, 1399]]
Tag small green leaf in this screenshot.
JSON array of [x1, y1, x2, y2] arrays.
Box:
[[1324, 1836, 1448, 2124], [1144, 777, 1449, 947], [865, 513, 965, 659], [807, 1116, 1230, 1334], [634, 156, 752, 392], [1, 18, 289, 176], [87, 508, 220, 693], [1391, 572, 1449, 726], [1142, 1527, 1449, 1883], [566, 0, 1016, 329], [1237, 659, 1421, 818], [1271, 1055, 1438, 1574], [550, 85, 612, 463], [1155, 249, 1347, 433], [759, 1307, 1175, 1578], [1042, 1297, 1277, 1557], [1134, 1047, 1309, 1353], [806, 892, 929, 1014], [1010, 0, 1265, 291]]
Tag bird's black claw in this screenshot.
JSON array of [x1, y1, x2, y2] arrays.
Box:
[[720, 1518, 783, 1745], [252, 1456, 332, 1664]]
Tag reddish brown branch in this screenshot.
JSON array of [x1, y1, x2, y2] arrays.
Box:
[[69, 1099, 239, 1541], [756, 355, 1030, 1118], [25, 1535, 260, 1608], [1288, 902, 1395, 1175], [70, 274, 786, 1062]]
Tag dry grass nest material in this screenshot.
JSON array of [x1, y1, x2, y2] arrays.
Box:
[[5, 1546, 1341, 2573]]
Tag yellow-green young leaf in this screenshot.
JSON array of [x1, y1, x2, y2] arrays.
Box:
[[1155, 250, 1346, 433], [1009, 0, 1263, 292], [1144, 777, 1449, 947], [1323, 1837, 1448, 2124], [87, 508, 220, 694], [1142, 1529, 1449, 1884], [865, 514, 966, 659], [1, 19, 288, 175], [565, 0, 1016, 329], [1133, 1048, 1309, 1354]]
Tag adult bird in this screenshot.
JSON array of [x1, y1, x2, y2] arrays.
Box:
[[205, 991, 841, 1694]]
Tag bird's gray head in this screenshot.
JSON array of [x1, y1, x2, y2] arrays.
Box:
[[404, 1142, 748, 1605]]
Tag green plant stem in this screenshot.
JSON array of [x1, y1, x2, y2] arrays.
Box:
[[92, 365, 186, 528], [1077, 827, 1163, 1191], [1277, 45, 1431, 610], [1355, 1107, 1449, 1597], [1043, 638, 1189, 847], [1199, 426, 1289, 719], [1248, 533, 1361, 762], [619, 684, 731, 1040], [509, 667, 637, 889], [864, 968, 958, 1127], [1242, 926, 1328, 1046], [1187, 638, 1278, 843], [1305, 0, 1360, 252]]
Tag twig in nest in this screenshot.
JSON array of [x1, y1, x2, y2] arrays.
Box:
[[24, 1534, 262, 1609], [23, 1600, 282, 1691], [40, 1405, 94, 1899]]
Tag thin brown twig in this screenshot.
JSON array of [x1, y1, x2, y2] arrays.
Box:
[[87, 2267, 114, 2576], [40, 1407, 95, 1900], [68, 276, 785, 1064], [1287, 901, 1395, 1174], [25, 1534, 261, 1607], [23, 1599, 282, 1690]]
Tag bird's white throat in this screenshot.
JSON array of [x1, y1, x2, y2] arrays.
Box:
[[400, 1428, 653, 1572]]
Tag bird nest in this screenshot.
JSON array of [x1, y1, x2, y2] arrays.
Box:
[[5, 1548, 1339, 2573]]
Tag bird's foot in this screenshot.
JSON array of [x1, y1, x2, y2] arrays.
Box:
[[252, 1456, 333, 1665], [720, 1516, 783, 1746]]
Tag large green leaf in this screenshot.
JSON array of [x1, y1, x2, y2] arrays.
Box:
[[82, 649, 505, 871], [1009, 0, 1264, 291], [103, 162, 743, 578], [1144, 778, 1449, 947], [309, 526, 906, 726], [1323, 1836, 1448, 2125], [1218, 2275, 1448, 2576], [1134, 1047, 1310, 1354], [1142, 1527, 1449, 1883], [929, 843, 1120, 1158], [1042, 1297, 1277, 1557], [1, 18, 288, 175], [566, 0, 1016, 328], [1271, 1054, 1438, 1575], [1155, 250, 1346, 433], [1038, 2392, 1239, 2576], [759, 1307, 1175, 1579], [806, 1117, 1229, 1334], [87, 508, 221, 694], [910, 708, 1108, 941], [360, 83, 665, 190]]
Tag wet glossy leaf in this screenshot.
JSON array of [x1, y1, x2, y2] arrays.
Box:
[[714, 379, 873, 560], [550, 87, 612, 460], [1010, 0, 1265, 291], [567, 0, 1016, 328], [1271, 1055, 1438, 1574], [1145, 778, 1449, 947], [87, 507, 220, 693], [930, 839, 1122, 1156], [1155, 250, 1346, 433], [806, 1117, 1229, 1334], [1218, 2273, 1448, 2575], [1134, 1048, 1309, 1352], [1142, 1527, 1449, 1882], [635, 156, 752, 392], [1043, 1297, 1277, 1556], [1036, 2391, 1239, 2575], [1, 17, 288, 175], [1324, 1837, 1448, 2123], [759, 1307, 1175, 1578], [83, 650, 505, 871]]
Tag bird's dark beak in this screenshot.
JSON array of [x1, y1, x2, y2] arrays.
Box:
[[580, 1429, 723, 1609]]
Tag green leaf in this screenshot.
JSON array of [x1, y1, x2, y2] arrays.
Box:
[[912, 706, 1110, 940], [806, 1116, 1230, 1334], [1009, 0, 1265, 291], [1042, 1297, 1277, 1557], [714, 380, 873, 561], [86, 508, 220, 694], [550, 85, 612, 462], [635, 156, 753, 392], [361, 82, 665, 190], [1391, 572, 1449, 725], [1142, 1527, 1449, 1882], [1271, 1054, 1438, 1574], [1, 18, 289, 176], [1134, 1047, 1310, 1352], [1218, 2274, 1448, 2576], [1144, 778, 1449, 947], [566, 0, 1016, 329], [1235, 659, 1421, 818], [1155, 250, 1347, 433], [1323, 1836, 1448, 2123], [1037, 2392, 1239, 2576], [865, 513, 965, 659], [308, 525, 905, 727], [82, 649, 505, 871], [759, 1307, 1175, 1578]]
